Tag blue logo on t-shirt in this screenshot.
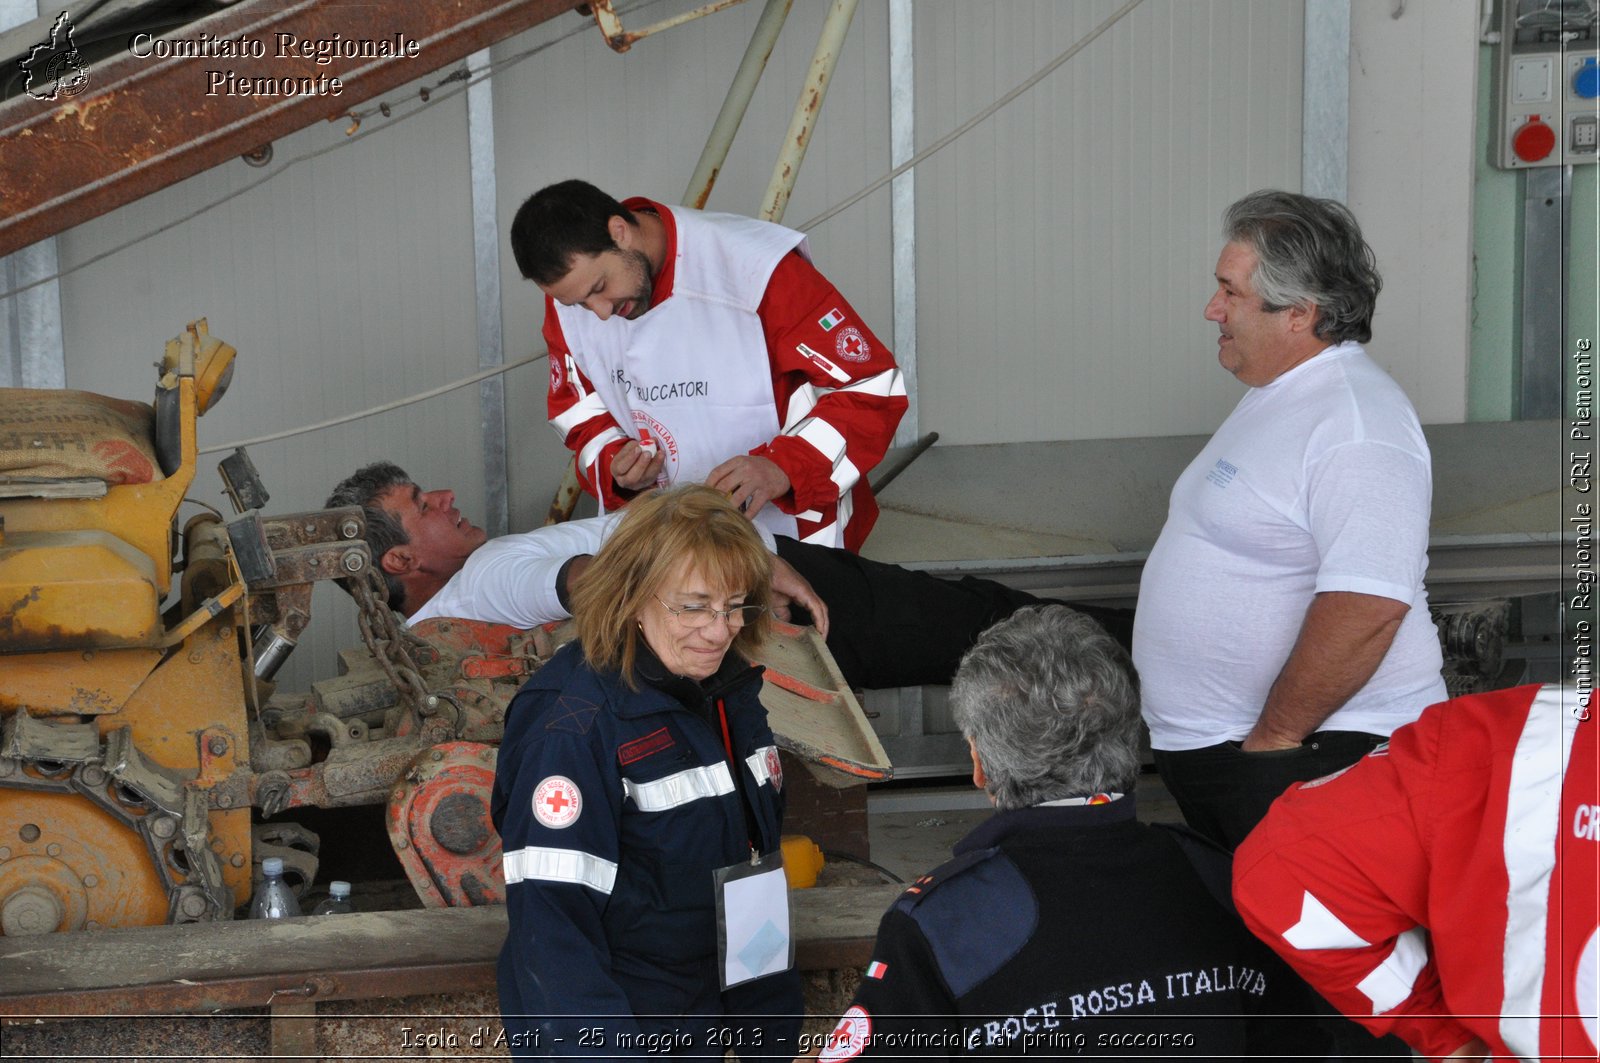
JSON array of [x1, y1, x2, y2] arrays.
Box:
[[1205, 459, 1238, 488]]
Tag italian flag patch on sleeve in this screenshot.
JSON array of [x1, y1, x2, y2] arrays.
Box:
[[865, 961, 888, 979], [818, 308, 845, 331]]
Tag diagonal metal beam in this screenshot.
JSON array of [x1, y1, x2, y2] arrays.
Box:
[[0, 0, 586, 258]]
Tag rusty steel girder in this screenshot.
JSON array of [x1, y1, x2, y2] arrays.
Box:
[[0, 0, 587, 259]]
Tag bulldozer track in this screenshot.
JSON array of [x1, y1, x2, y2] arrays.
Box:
[[0, 714, 232, 934]]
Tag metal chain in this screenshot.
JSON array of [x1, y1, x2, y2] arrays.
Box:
[[349, 567, 437, 724]]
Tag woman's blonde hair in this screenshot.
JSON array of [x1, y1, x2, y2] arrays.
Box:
[[572, 485, 773, 682]]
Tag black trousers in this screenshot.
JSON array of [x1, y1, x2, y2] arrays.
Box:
[[1156, 730, 1411, 1060], [774, 536, 1133, 690], [1153, 730, 1390, 852]]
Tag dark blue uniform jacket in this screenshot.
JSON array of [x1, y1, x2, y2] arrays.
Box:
[[491, 640, 800, 1058], [819, 798, 1321, 1058]]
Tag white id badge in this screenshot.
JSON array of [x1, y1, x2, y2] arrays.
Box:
[[713, 850, 793, 990]]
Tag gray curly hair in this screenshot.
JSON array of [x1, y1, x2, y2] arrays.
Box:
[[1223, 189, 1382, 344], [950, 605, 1141, 811]]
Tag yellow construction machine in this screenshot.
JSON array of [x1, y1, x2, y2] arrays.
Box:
[[0, 321, 256, 933], [0, 320, 528, 932], [0, 320, 399, 933]]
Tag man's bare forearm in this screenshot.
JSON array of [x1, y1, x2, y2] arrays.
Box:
[[1241, 591, 1409, 751]]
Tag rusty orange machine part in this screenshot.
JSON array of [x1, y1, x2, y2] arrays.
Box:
[[387, 741, 502, 908]]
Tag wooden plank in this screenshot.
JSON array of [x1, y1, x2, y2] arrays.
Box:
[[753, 624, 893, 782], [0, 886, 901, 1019]]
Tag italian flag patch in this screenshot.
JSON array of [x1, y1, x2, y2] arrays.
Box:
[[865, 961, 888, 979], [818, 308, 845, 331]]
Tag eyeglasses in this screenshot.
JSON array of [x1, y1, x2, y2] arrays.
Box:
[[654, 594, 765, 629]]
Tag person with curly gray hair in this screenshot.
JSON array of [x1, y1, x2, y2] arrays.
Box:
[[1134, 191, 1445, 851], [813, 606, 1316, 1061], [949, 605, 1141, 810]]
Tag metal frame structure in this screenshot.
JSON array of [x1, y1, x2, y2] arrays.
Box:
[[466, 46, 509, 540], [683, 0, 793, 208], [1520, 166, 1572, 419], [1303, 0, 1351, 200], [0, 0, 588, 260]]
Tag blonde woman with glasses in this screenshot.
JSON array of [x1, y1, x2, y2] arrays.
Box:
[[491, 485, 800, 1059]]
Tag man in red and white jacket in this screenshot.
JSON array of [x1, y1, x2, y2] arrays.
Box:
[[510, 180, 906, 553], [1233, 684, 1598, 1061]]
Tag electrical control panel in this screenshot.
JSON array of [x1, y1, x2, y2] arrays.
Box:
[[1492, 0, 1600, 168]]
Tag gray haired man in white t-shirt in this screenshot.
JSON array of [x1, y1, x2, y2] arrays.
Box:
[[1134, 190, 1448, 1060], [1133, 191, 1446, 853]]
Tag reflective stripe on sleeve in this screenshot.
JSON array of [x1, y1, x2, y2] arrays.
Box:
[[1499, 685, 1579, 1055], [577, 426, 628, 476], [622, 762, 735, 811], [1282, 891, 1371, 950], [800, 490, 851, 545], [781, 384, 821, 433], [793, 418, 862, 494], [794, 416, 846, 462], [502, 846, 618, 895], [778, 369, 906, 434], [1354, 926, 1431, 1015], [745, 745, 780, 787], [838, 367, 906, 399], [552, 391, 614, 436], [1277, 889, 1433, 1017]]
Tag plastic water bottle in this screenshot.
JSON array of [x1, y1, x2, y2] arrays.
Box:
[[249, 857, 301, 919], [311, 880, 354, 916]]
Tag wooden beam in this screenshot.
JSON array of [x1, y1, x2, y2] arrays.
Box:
[[0, 887, 900, 1020]]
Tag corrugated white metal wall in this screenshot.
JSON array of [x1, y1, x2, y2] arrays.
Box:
[[910, 0, 1304, 443], [32, 0, 1476, 692], [1348, 0, 1476, 424]]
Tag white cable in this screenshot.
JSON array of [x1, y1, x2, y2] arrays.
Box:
[[796, 0, 1145, 233], [198, 351, 545, 455]]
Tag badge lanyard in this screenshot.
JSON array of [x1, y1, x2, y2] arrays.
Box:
[[715, 697, 764, 854], [711, 697, 793, 989]]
